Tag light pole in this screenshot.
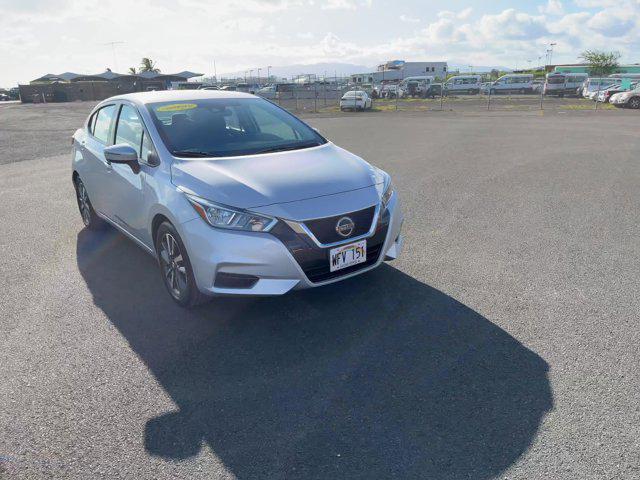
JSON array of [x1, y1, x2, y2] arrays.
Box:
[[257, 68, 261, 86], [267, 65, 272, 83], [549, 43, 557, 67], [249, 69, 253, 84]]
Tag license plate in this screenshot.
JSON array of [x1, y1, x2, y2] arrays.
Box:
[[329, 240, 367, 272]]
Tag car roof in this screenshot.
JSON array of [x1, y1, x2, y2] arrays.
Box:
[[105, 89, 255, 107]]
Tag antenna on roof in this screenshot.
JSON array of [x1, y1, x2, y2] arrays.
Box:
[[102, 41, 125, 72]]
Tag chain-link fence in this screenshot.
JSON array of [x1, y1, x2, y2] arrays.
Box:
[[257, 83, 619, 115]]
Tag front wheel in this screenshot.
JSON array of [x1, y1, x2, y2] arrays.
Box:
[[628, 97, 640, 109], [156, 222, 210, 308], [74, 176, 106, 230]]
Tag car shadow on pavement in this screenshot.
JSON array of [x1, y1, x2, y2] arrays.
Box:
[[77, 227, 553, 480]]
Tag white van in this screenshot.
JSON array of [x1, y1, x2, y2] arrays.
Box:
[[489, 74, 534, 94], [544, 73, 588, 96], [444, 75, 482, 95]]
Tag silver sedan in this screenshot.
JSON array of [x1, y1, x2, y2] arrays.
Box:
[[72, 90, 403, 307]]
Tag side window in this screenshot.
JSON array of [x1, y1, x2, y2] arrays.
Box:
[[115, 104, 144, 155], [93, 105, 116, 144], [141, 131, 156, 164]]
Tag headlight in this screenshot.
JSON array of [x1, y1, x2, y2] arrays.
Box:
[[381, 178, 394, 208], [185, 194, 277, 232]]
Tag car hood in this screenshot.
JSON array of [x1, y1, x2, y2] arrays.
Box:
[[171, 142, 381, 210]]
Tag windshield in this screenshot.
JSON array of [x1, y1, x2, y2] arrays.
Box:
[[547, 76, 565, 84], [148, 98, 327, 158]]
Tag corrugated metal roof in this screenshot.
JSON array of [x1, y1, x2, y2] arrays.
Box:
[[31, 70, 203, 82]]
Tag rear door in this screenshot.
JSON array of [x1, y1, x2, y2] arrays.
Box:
[[82, 103, 118, 215]]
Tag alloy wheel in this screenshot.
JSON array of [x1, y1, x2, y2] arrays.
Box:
[[158, 233, 188, 299], [76, 179, 92, 226]]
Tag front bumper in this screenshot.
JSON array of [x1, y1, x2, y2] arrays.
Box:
[[179, 194, 404, 296]]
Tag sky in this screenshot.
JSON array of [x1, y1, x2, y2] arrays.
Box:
[[1, 0, 640, 86]]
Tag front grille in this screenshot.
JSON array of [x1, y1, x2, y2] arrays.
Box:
[[303, 206, 376, 244], [270, 207, 390, 284]]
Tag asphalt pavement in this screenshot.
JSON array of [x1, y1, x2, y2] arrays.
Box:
[[1, 103, 639, 479]]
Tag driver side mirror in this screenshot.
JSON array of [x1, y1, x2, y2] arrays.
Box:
[[104, 144, 140, 173], [105, 144, 138, 164]]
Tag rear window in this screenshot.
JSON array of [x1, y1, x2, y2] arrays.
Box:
[[547, 76, 565, 84]]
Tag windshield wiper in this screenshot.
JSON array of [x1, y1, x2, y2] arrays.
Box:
[[171, 150, 215, 158], [254, 142, 321, 154]]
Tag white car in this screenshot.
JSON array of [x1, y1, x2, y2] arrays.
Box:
[[610, 87, 640, 109], [340, 91, 372, 111]]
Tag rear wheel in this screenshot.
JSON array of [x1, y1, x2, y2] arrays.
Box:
[[156, 222, 210, 308], [74, 176, 106, 230]]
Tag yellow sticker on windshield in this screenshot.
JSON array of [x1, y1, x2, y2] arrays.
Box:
[[156, 103, 197, 112]]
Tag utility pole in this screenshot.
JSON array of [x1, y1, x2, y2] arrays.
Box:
[[257, 68, 261, 86], [213, 59, 217, 86], [267, 65, 272, 83]]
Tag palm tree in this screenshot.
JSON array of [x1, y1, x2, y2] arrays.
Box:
[[139, 58, 160, 73], [128, 67, 137, 75]]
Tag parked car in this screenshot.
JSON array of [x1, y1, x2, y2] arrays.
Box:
[[610, 86, 640, 109], [532, 80, 544, 93], [443, 75, 482, 95], [595, 83, 636, 103], [423, 83, 442, 98], [198, 86, 219, 91], [256, 85, 277, 99], [0, 93, 11, 101], [489, 74, 534, 94], [399, 76, 435, 98], [71, 90, 403, 307], [580, 77, 621, 98], [380, 84, 402, 99], [587, 84, 616, 100], [340, 90, 372, 110]]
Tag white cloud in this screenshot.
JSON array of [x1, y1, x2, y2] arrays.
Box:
[[538, 0, 564, 15], [587, 10, 635, 36], [399, 14, 420, 24], [321, 0, 372, 10]]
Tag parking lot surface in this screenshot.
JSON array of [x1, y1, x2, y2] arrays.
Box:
[[1, 104, 639, 479]]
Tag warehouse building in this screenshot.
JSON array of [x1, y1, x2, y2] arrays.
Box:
[[19, 70, 203, 103], [350, 60, 448, 84]]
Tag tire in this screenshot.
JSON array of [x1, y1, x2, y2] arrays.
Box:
[[74, 176, 107, 231], [155, 221, 210, 308], [628, 97, 640, 109]]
